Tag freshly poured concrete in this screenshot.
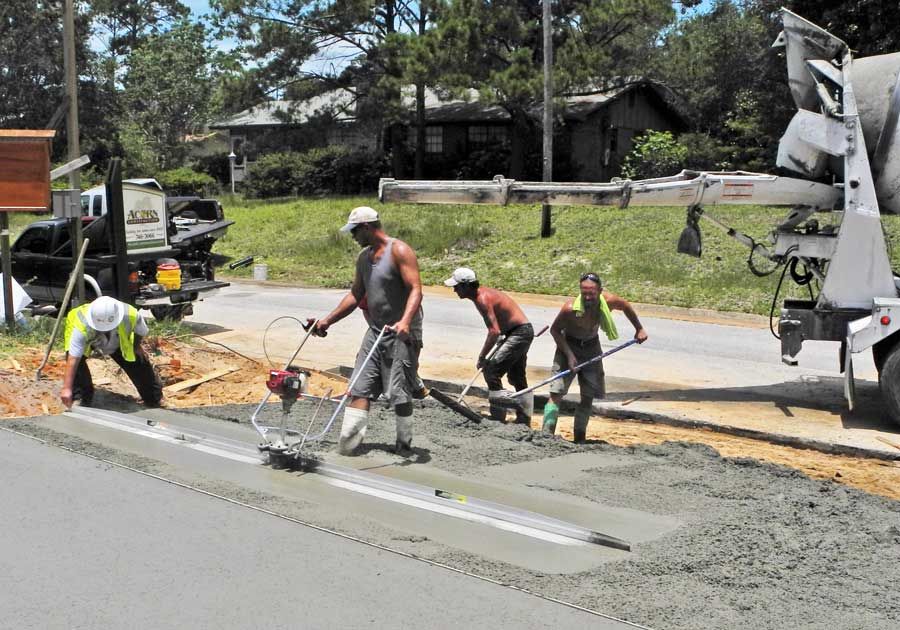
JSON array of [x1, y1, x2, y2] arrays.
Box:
[[7, 397, 900, 630], [24, 408, 674, 574], [0, 430, 635, 630]]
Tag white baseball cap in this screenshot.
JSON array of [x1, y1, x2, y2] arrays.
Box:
[[444, 267, 477, 286], [86, 296, 126, 332], [340, 206, 379, 232]]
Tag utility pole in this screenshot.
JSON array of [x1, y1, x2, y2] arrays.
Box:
[[540, 0, 553, 238], [63, 0, 84, 304]]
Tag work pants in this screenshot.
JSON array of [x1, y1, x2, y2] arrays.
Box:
[[70, 343, 162, 407]]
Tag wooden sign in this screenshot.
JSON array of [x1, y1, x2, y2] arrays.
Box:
[[0, 130, 55, 211]]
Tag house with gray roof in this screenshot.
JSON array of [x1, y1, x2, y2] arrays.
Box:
[[210, 80, 686, 184]]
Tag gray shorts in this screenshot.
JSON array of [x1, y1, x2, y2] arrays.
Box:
[[549, 336, 605, 399], [349, 327, 422, 406]]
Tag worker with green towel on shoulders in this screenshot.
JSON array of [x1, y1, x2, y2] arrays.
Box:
[[542, 272, 647, 442]]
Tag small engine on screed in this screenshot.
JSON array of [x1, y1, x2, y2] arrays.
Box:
[[258, 365, 311, 467], [266, 366, 307, 414]]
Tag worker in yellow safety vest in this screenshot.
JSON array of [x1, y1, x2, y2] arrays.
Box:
[[542, 273, 647, 442], [60, 296, 163, 409]]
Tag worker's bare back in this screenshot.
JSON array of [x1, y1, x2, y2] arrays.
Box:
[[475, 287, 529, 334]]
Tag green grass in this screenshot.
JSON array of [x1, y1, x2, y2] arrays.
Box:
[[0, 315, 61, 359], [0, 312, 197, 358], [9, 197, 900, 316], [213, 195, 900, 315]]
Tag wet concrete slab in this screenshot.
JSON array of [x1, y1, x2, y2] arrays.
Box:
[[22, 408, 677, 575], [0, 428, 638, 629]]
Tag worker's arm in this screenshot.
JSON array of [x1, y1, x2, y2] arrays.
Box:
[[59, 353, 82, 409], [390, 240, 423, 340], [604, 290, 648, 343], [315, 271, 364, 336], [550, 301, 580, 371], [475, 297, 502, 368]]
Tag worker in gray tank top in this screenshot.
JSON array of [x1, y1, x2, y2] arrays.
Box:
[[314, 206, 425, 455]]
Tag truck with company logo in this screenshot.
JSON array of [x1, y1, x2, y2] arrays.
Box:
[[11, 179, 233, 321]]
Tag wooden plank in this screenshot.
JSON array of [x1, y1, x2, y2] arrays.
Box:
[[163, 366, 238, 394], [876, 436, 900, 451], [0, 130, 56, 139]]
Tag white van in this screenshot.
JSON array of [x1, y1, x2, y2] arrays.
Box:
[[80, 178, 164, 217]]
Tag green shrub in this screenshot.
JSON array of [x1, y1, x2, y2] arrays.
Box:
[[243, 152, 305, 198], [621, 131, 689, 180], [157, 167, 216, 196], [244, 146, 389, 198]]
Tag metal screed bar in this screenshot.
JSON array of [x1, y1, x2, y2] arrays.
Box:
[[63, 407, 630, 551]]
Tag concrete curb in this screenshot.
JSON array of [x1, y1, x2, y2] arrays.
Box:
[[328, 365, 900, 463]]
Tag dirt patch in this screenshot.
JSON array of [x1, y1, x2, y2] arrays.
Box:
[[0, 338, 347, 416], [4, 338, 900, 505]]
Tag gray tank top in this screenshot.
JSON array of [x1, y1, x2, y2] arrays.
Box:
[[357, 239, 423, 340]]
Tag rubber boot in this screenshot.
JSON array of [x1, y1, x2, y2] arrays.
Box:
[[339, 407, 368, 455], [542, 402, 559, 434], [573, 405, 591, 443], [488, 390, 508, 422], [395, 412, 413, 453], [514, 391, 534, 425]]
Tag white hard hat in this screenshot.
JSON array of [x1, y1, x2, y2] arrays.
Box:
[[444, 267, 477, 286], [340, 206, 379, 232], [86, 296, 126, 332]]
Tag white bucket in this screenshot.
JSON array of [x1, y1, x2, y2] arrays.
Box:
[[253, 263, 268, 281]]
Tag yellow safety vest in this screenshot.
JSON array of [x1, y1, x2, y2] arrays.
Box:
[[572, 294, 619, 341], [64, 303, 139, 361]]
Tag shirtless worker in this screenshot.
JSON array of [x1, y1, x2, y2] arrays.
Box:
[[444, 267, 535, 423], [542, 272, 647, 442], [313, 206, 423, 455]]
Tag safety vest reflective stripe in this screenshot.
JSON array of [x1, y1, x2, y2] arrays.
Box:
[[64, 302, 138, 362]]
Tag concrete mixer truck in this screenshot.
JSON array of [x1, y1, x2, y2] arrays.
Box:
[[378, 10, 900, 425]]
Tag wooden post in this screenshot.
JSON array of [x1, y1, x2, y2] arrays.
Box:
[[106, 159, 130, 300], [1, 212, 13, 330]]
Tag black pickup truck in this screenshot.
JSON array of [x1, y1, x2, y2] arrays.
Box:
[[10, 197, 233, 321]]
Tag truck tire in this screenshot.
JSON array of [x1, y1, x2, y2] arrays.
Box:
[[150, 305, 187, 322], [873, 334, 899, 375], [879, 344, 900, 427]]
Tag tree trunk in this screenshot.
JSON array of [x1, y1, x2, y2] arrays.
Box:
[[508, 110, 532, 179], [414, 82, 425, 179], [414, 8, 428, 179]]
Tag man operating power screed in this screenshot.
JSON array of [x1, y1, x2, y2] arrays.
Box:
[[444, 267, 535, 423], [542, 273, 647, 442], [60, 296, 163, 410], [313, 206, 424, 455]]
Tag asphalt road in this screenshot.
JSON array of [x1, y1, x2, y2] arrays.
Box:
[[192, 280, 878, 389]]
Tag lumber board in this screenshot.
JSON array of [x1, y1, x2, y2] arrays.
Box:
[[164, 366, 238, 394]]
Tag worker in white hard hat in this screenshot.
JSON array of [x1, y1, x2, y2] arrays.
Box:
[[60, 296, 163, 409], [313, 206, 424, 456]]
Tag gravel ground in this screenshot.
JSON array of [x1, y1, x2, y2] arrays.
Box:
[[10, 397, 900, 629]]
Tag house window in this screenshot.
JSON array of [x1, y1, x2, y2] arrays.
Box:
[[425, 126, 443, 154], [468, 125, 507, 148]]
